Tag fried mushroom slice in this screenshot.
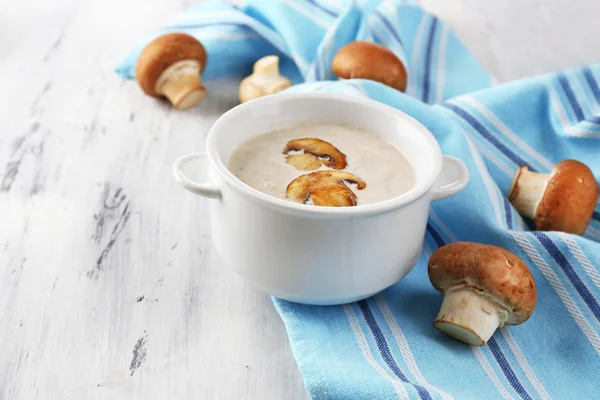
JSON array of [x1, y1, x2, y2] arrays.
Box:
[[310, 185, 357, 207], [285, 154, 323, 171], [283, 138, 347, 170], [286, 171, 366, 207]]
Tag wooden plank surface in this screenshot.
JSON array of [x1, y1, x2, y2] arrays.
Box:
[[1, 0, 599, 398]]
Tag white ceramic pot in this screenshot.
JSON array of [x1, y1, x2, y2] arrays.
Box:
[[173, 92, 468, 305]]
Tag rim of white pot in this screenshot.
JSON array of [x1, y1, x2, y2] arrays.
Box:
[[206, 92, 443, 217]]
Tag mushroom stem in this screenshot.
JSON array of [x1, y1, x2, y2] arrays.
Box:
[[508, 166, 552, 219], [156, 60, 206, 109], [253, 55, 281, 78], [434, 287, 507, 346]]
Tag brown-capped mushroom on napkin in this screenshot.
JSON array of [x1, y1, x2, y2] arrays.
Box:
[[239, 55, 293, 103], [136, 33, 207, 109], [428, 242, 537, 346], [508, 160, 598, 235], [332, 41, 407, 92]]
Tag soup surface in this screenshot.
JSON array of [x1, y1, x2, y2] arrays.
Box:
[[228, 123, 415, 207]]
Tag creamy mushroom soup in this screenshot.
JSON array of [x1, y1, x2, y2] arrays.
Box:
[[228, 123, 415, 207]]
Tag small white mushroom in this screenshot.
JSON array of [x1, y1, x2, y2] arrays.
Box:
[[239, 55, 293, 103], [428, 242, 537, 346]]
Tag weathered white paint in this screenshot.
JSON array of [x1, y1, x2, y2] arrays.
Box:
[[1, 0, 599, 398]]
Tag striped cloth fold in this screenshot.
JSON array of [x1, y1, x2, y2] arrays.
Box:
[[117, 1, 600, 398], [115, 0, 491, 102]]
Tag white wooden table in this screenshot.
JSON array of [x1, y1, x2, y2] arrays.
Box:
[[2, 0, 599, 398]]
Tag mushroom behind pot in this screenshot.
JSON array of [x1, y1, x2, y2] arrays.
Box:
[[332, 41, 407, 92], [239, 55, 293, 103], [136, 33, 208, 110]]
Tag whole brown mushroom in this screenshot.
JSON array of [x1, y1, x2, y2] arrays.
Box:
[[508, 160, 598, 235], [428, 242, 537, 346], [332, 41, 407, 92], [136, 33, 208, 109]]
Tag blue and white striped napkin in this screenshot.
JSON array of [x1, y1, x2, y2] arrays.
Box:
[[115, 0, 491, 102], [117, 1, 600, 398]]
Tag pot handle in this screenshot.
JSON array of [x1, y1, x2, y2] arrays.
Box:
[[173, 153, 221, 199], [430, 156, 469, 201]]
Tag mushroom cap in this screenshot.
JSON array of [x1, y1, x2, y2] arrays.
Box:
[[534, 160, 598, 235], [332, 41, 407, 91], [428, 242, 537, 325], [135, 33, 207, 97]]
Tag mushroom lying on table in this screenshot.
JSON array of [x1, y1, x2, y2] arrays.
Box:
[[283, 138, 347, 171], [428, 242, 537, 346], [136, 33, 207, 109], [239, 55, 293, 103], [332, 41, 407, 92], [286, 170, 366, 207], [508, 160, 598, 235]]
